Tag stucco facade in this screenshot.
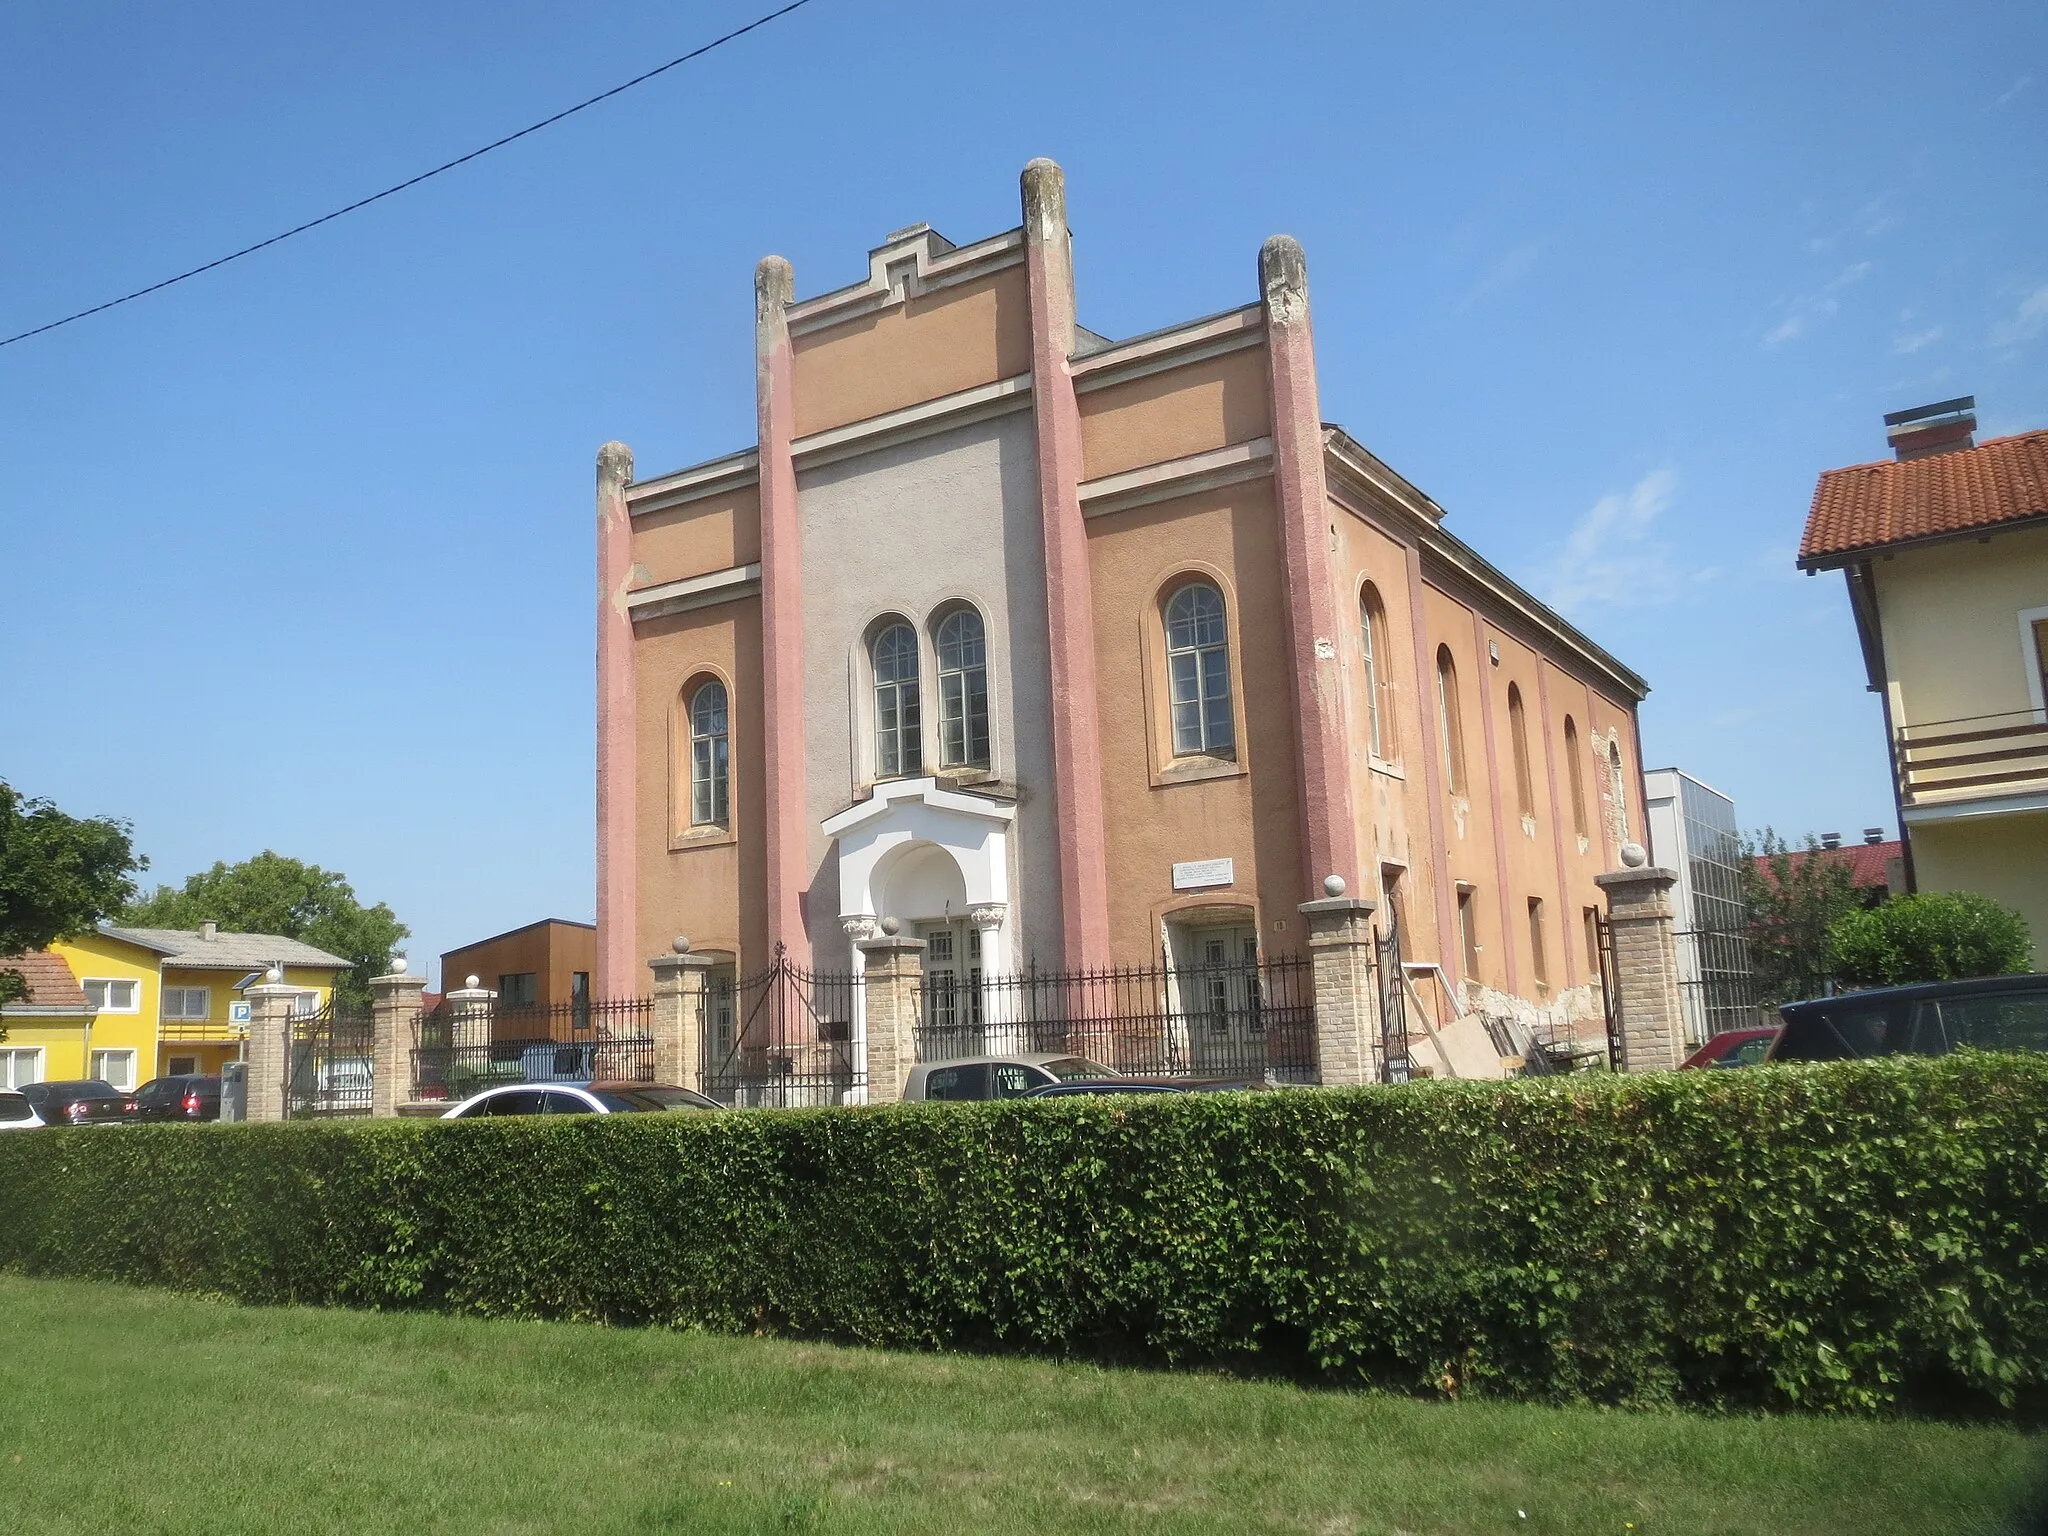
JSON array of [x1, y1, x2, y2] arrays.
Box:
[[596, 162, 1650, 1045]]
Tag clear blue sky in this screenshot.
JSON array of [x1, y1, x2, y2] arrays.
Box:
[[3, 1, 2043, 987]]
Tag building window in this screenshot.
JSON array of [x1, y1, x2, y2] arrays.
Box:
[[1584, 906, 1603, 982], [90, 1048, 136, 1090], [291, 990, 321, 1019], [1527, 898, 1549, 991], [81, 978, 139, 1013], [2032, 617, 2048, 710], [934, 608, 991, 770], [161, 986, 210, 1021], [1435, 646, 1468, 796], [1165, 582, 1234, 757], [1360, 583, 1394, 759], [1564, 716, 1588, 840], [1456, 887, 1481, 983], [1609, 739, 1629, 844], [872, 621, 923, 779], [0, 1047, 44, 1088], [498, 973, 538, 1008], [1507, 683, 1535, 820], [688, 678, 731, 827]]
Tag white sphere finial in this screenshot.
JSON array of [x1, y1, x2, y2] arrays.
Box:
[[1323, 874, 1347, 898], [391, 956, 408, 975], [672, 936, 691, 954], [465, 974, 481, 989], [264, 965, 282, 984], [879, 915, 901, 936], [1620, 841, 1648, 869]]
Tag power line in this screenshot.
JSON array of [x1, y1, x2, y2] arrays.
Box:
[[0, 0, 818, 350]]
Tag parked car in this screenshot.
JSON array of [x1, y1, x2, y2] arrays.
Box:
[[1025, 1075, 1268, 1098], [131, 1074, 223, 1122], [0, 1090, 46, 1130], [900, 1054, 1119, 1102], [1679, 1027, 1781, 1070], [18, 1079, 135, 1126], [441, 1082, 723, 1119], [1769, 974, 2048, 1062]]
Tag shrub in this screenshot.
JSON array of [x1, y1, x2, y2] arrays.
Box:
[[2, 1057, 2044, 1418], [1829, 891, 2033, 988]]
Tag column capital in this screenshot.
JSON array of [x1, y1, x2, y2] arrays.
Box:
[[966, 902, 1007, 931], [840, 913, 880, 943]]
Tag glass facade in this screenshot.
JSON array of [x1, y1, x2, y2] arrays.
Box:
[[1646, 768, 1759, 1045]]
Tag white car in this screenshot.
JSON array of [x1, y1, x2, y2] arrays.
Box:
[[440, 1082, 722, 1119], [0, 1090, 47, 1130]]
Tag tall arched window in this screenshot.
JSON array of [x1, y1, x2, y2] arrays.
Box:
[[1165, 582, 1234, 757], [1435, 645, 1467, 795], [688, 679, 729, 827], [1507, 683, 1535, 820], [1564, 716, 1588, 839], [872, 621, 922, 779], [1360, 584, 1394, 759], [934, 608, 990, 770], [1608, 739, 1629, 844]]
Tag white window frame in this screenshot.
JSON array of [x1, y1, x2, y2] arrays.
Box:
[[90, 1048, 137, 1091], [291, 990, 322, 1018], [0, 1047, 46, 1088], [2019, 605, 2048, 722], [161, 985, 211, 1021], [82, 977, 140, 1013]]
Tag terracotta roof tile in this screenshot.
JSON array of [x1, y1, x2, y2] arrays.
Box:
[[1800, 429, 2048, 565], [0, 949, 91, 1009], [1751, 840, 1901, 891]]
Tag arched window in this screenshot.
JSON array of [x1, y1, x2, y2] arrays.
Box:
[[872, 621, 922, 779], [1507, 683, 1535, 820], [688, 679, 729, 827], [1435, 645, 1467, 795], [934, 608, 990, 770], [1564, 716, 1588, 839], [1165, 582, 1234, 757], [1609, 739, 1629, 844], [1360, 584, 1394, 759]]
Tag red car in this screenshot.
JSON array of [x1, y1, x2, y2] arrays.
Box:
[[1680, 1028, 1781, 1069]]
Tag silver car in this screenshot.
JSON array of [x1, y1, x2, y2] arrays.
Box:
[[900, 1053, 1117, 1102], [0, 1090, 46, 1130], [441, 1082, 723, 1118]]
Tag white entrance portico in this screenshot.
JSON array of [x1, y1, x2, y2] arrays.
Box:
[[821, 778, 1017, 1085]]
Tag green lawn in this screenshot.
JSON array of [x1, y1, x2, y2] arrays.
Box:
[[0, 1277, 2039, 1534]]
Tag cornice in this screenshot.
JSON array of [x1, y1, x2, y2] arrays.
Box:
[[1079, 438, 1274, 519], [627, 562, 762, 621]]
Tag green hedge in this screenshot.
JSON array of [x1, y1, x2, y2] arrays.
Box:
[[3, 1056, 2044, 1416]]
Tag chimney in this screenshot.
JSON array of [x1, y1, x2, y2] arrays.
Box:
[[1863, 828, 1885, 845], [1885, 396, 1975, 461], [1820, 832, 1842, 851], [200, 921, 218, 941]]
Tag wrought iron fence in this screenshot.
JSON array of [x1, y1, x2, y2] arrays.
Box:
[[409, 995, 653, 1103], [288, 999, 374, 1118], [1674, 926, 1763, 1046], [1594, 911, 1626, 1071], [702, 946, 861, 1108], [914, 954, 1317, 1084], [1375, 918, 1412, 1084]]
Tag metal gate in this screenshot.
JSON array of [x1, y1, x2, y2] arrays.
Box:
[[289, 999, 374, 1118], [1593, 911, 1626, 1071], [703, 945, 860, 1108], [1375, 915, 1411, 1084]]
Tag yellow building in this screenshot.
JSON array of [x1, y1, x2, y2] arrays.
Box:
[[5, 923, 350, 1089], [1802, 399, 2048, 966]]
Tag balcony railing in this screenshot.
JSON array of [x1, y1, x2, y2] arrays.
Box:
[[1896, 709, 2048, 810]]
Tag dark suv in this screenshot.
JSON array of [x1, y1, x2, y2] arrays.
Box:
[[131, 1074, 223, 1122], [1770, 974, 2048, 1062]]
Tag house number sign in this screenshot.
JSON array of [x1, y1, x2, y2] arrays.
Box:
[[1171, 857, 1234, 891]]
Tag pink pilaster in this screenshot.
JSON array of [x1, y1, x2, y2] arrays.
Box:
[[1260, 235, 1360, 899], [1470, 611, 1519, 995], [755, 257, 811, 966], [1021, 159, 1111, 971], [1403, 543, 1460, 987], [1536, 665, 1578, 986], [595, 440, 638, 998]]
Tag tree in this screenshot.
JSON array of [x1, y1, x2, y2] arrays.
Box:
[[123, 851, 408, 1009], [1740, 829, 1862, 1005], [0, 782, 145, 1025], [1828, 891, 2032, 988]]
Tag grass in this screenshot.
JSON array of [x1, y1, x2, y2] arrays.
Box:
[[0, 1277, 2041, 1534]]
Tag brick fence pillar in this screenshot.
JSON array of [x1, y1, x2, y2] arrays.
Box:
[[1298, 881, 1380, 1087], [649, 939, 714, 1092], [857, 925, 926, 1106], [244, 973, 300, 1123], [1594, 857, 1687, 1073], [369, 964, 427, 1118]]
